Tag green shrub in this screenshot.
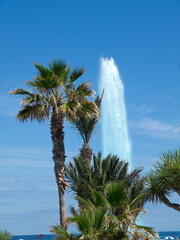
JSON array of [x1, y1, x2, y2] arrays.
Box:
[[0, 229, 12, 240]]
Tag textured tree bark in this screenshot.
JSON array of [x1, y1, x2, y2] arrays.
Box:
[[50, 108, 66, 228], [80, 142, 93, 163], [173, 187, 180, 196], [159, 193, 180, 212]]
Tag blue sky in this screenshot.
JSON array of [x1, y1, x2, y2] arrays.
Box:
[[0, 0, 180, 235]]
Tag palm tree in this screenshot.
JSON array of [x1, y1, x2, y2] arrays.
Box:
[[65, 152, 150, 236], [51, 182, 157, 240], [9, 60, 97, 228], [51, 206, 123, 240], [65, 152, 144, 201], [72, 93, 103, 163], [145, 148, 180, 212]]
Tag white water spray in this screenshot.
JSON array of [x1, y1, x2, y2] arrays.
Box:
[[99, 57, 131, 167]]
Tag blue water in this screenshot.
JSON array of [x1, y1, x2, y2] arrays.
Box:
[[159, 232, 180, 239], [12, 235, 54, 240], [12, 232, 180, 240]]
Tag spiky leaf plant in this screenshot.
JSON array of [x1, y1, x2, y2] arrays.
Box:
[[145, 148, 180, 212]]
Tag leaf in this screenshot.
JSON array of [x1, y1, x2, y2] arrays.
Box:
[[9, 88, 32, 96], [69, 67, 86, 85], [16, 104, 49, 122]]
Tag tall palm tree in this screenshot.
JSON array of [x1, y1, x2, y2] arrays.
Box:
[[145, 148, 180, 212], [72, 93, 103, 163], [10, 60, 96, 228]]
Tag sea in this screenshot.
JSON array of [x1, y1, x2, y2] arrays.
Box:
[[11, 232, 180, 240]]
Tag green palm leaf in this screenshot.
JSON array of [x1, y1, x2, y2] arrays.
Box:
[[50, 224, 77, 240], [16, 104, 49, 122], [69, 67, 86, 85], [9, 88, 33, 96]]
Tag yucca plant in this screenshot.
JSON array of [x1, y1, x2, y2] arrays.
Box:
[[145, 148, 180, 212], [10, 59, 97, 227]]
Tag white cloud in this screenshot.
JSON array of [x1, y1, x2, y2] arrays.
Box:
[[0, 93, 20, 117], [130, 117, 180, 139], [157, 93, 174, 101], [135, 104, 155, 115], [0, 158, 52, 168], [0, 187, 11, 191], [0, 177, 16, 183], [0, 147, 50, 155], [0, 174, 56, 192], [128, 103, 155, 116]]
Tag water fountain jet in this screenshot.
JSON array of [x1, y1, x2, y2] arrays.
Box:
[[99, 57, 131, 168]]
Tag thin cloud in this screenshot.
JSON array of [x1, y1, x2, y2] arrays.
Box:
[[0, 147, 50, 155], [133, 156, 159, 171], [130, 117, 180, 139], [0, 158, 52, 168], [128, 103, 155, 116], [157, 93, 174, 101], [0, 93, 20, 117], [0, 175, 55, 192], [0, 147, 77, 157], [0, 187, 11, 191], [135, 104, 155, 115]]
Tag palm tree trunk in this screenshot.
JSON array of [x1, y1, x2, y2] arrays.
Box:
[[80, 142, 93, 163], [50, 108, 66, 228]]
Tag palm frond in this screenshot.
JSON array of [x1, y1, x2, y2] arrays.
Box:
[[21, 93, 42, 105], [69, 67, 86, 85], [50, 224, 76, 240], [49, 59, 70, 87], [129, 194, 146, 208], [61, 101, 79, 120], [16, 104, 49, 122], [131, 224, 158, 239], [104, 182, 126, 208], [74, 82, 95, 98], [9, 88, 33, 96]]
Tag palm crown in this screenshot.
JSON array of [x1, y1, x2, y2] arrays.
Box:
[[145, 148, 180, 212], [73, 93, 103, 143], [10, 60, 95, 122], [65, 152, 146, 207], [71, 93, 103, 163]]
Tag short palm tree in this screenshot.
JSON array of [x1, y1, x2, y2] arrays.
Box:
[[65, 152, 144, 201], [145, 148, 180, 212], [10, 60, 97, 228], [51, 182, 157, 240], [51, 206, 121, 240], [72, 93, 103, 163]]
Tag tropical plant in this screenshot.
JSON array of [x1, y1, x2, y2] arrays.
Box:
[[145, 148, 180, 212], [51, 182, 157, 240], [65, 152, 145, 203], [0, 229, 12, 240], [71, 93, 103, 163], [9, 59, 97, 227]]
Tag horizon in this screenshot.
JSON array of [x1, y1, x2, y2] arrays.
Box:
[[0, 0, 180, 235]]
